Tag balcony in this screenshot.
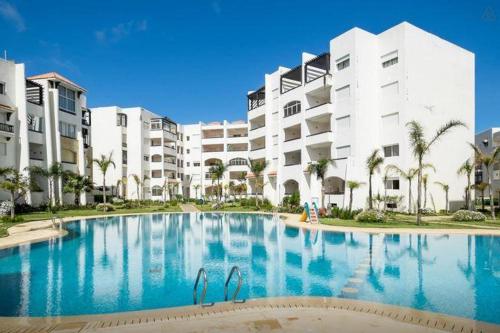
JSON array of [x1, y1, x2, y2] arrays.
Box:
[[249, 147, 265, 160], [281, 65, 302, 94], [81, 108, 91, 126], [249, 124, 266, 140], [306, 130, 333, 147], [0, 122, 15, 140], [203, 144, 224, 153], [164, 145, 176, 156], [305, 102, 333, 120], [164, 162, 177, 171], [26, 80, 43, 105], [248, 86, 265, 111], [305, 53, 330, 83], [284, 150, 301, 167], [227, 143, 248, 152]]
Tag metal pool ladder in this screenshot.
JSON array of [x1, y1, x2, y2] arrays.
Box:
[[193, 268, 213, 307], [224, 266, 245, 303]]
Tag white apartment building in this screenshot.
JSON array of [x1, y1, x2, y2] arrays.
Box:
[[183, 120, 248, 199], [0, 59, 92, 206], [475, 127, 500, 201], [91, 106, 185, 201], [246, 22, 474, 211]]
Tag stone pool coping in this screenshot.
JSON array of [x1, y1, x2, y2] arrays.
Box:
[[0, 297, 497, 333], [1, 211, 499, 250]]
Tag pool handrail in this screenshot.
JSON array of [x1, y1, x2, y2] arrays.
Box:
[[193, 268, 214, 307], [224, 266, 245, 303]]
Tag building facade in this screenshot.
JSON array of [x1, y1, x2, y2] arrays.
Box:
[[91, 106, 185, 201], [183, 120, 248, 199], [474, 128, 500, 203], [246, 22, 474, 211], [0, 59, 92, 206]]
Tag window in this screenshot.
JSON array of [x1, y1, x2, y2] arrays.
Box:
[[58, 86, 76, 113], [381, 51, 399, 68], [116, 113, 127, 127], [381, 81, 399, 96], [144, 155, 149, 161], [335, 85, 350, 99], [151, 154, 162, 162], [283, 101, 301, 118], [59, 121, 76, 138], [187, 162, 190, 167], [383, 144, 399, 157], [0, 143, 6, 155], [0, 82, 5, 95], [27, 114, 43, 132], [194, 162, 200, 167], [187, 136, 190, 141], [385, 178, 400, 190], [229, 158, 247, 166], [336, 56, 350, 71], [122, 150, 127, 165], [151, 170, 162, 178], [152, 186, 163, 196], [187, 149, 190, 154], [336, 145, 351, 159]]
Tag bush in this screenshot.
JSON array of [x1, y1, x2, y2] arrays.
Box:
[[169, 200, 178, 207], [329, 207, 361, 220], [96, 203, 115, 212], [1, 215, 24, 223], [112, 198, 124, 204], [452, 210, 486, 222], [261, 198, 273, 211], [420, 208, 436, 216], [0, 201, 13, 216], [356, 209, 386, 223]]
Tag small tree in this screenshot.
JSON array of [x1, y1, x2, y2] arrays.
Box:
[[366, 149, 384, 209], [63, 172, 94, 206], [209, 162, 226, 202], [457, 159, 474, 210], [93, 153, 116, 208], [469, 144, 500, 219], [434, 181, 450, 214], [248, 159, 267, 208], [0, 168, 30, 219], [142, 175, 150, 201], [346, 181, 364, 212], [27, 162, 64, 207], [386, 165, 418, 214], [407, 120, 466, 224], [474, 182, 488, 211], [193, 184, 201, 200], [307, 159, 335, 210], [130, 174, 142, 203]]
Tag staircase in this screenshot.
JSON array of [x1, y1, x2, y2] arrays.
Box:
[[309, 203, 319, 224]]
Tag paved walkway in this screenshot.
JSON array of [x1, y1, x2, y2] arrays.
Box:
[[180, 204, 200, 212]]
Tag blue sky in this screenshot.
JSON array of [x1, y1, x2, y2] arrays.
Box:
[[0, 0, 498, 130]]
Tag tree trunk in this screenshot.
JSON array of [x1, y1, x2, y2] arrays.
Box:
[[481, 190, 485, 210], [487, 169, 495, 219], [321, 179, 325, 210], [349, 188, 353, 212], [467, 176, 471, 210], [10, 191, 15, 219], [102, 175, 107, 212], [445, 191, 449, 214], [74, 191, 80, 206], [408, 180, 412, 215], [416, 161, 423, 225], [424, 185, 427, 208], [368, 173, 373, 209]]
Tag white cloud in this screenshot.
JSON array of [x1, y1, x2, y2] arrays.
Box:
[[95, 19, 148, 43], [0, 0, 25, 31]]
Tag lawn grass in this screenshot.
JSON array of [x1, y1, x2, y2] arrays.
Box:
[[0, 205, 183, 237], [195, 203, 271, 212]]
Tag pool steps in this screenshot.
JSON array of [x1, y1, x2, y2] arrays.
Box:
[[194, 266, 245, 307]]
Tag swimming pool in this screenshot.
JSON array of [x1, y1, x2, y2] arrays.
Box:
[[0, 213, 498, 324]]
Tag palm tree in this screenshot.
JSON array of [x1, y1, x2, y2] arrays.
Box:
[[307, 159, 335, 210], [407, 120, 466, 224], [422, 174, 429, 208], [386, 165, 418, 214], [469, 143, 500, 219], [142, 174, 150, 201], [473, 182, 488, 211], [248, 158, 267, 208], [366, 149, 384, 209], [457, 159, 474, 210], [27, 162, 64, 206], [193, 184, 201, 200], [434, 181, 450, 213], [93, 153, 116, 207], [209, 161, 226, 202], [346, 181, 364, 211], [0, 168, 30, 219], [63, 172, 94, 206], [130, 173, 141, 203]]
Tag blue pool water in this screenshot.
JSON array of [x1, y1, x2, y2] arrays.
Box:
[[0, 213, 499, 323]]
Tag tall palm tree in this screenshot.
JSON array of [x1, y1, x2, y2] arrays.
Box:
[[457, 159, 474, 210], [434, 181, 450, 213], [407, 120, 466, 224], [366, 149, 384, 209], [422, 174, 429, 208], [209, 161, 226, 202], [469, 143, 500, 219], [130, 173, 141, 203], [193, 184, 201, 200], [307, 159, 335, 210], [142, 174, 150, 201], [386, 165, 418, 214], [473, 182, 488, 211], [346, 181, 364, 212], [27, 162, 64, 206], [63, 172, 94, 206], [93, 152, 116, 207], [248, 158, 267, 208], [0, 168, 30, 219]]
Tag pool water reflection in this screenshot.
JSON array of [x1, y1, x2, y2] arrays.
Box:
[[0, 213, 498, 323]]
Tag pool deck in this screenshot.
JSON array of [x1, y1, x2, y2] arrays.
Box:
[[0, 297, 498, 333], [1, 212, 499, 332]]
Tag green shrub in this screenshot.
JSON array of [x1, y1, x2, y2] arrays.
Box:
[[356, 209, 386, 223], [96, 203, 115, 212], [420, 208, 436, 216], [452, 210, 486, 222], [1, 215, 24, 223], [329, 207, 361, 220], [240, 198, 248, 206], [169, 200, 178, 207]]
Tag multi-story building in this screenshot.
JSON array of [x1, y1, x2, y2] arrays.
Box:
[[0, 58, 92, 206], [474, 128, 500, 202], [246, 22, 474, 211], [183, 120, 248, 199], [91, 106, 184, 201]]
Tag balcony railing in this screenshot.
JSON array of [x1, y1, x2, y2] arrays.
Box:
[[305, 53, 330, 83], [284, 162, 301, 166], [280, 65, 302, 94], [284, 137, 301, 142], [248, 86, 265, 111], [26, 80, 43, 105], [250, 124, 265, 131], [306, 102, 331, 111], [307, 130, 332, 137], [250, 147, 265, 151], [0, 123, 14, 133]]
